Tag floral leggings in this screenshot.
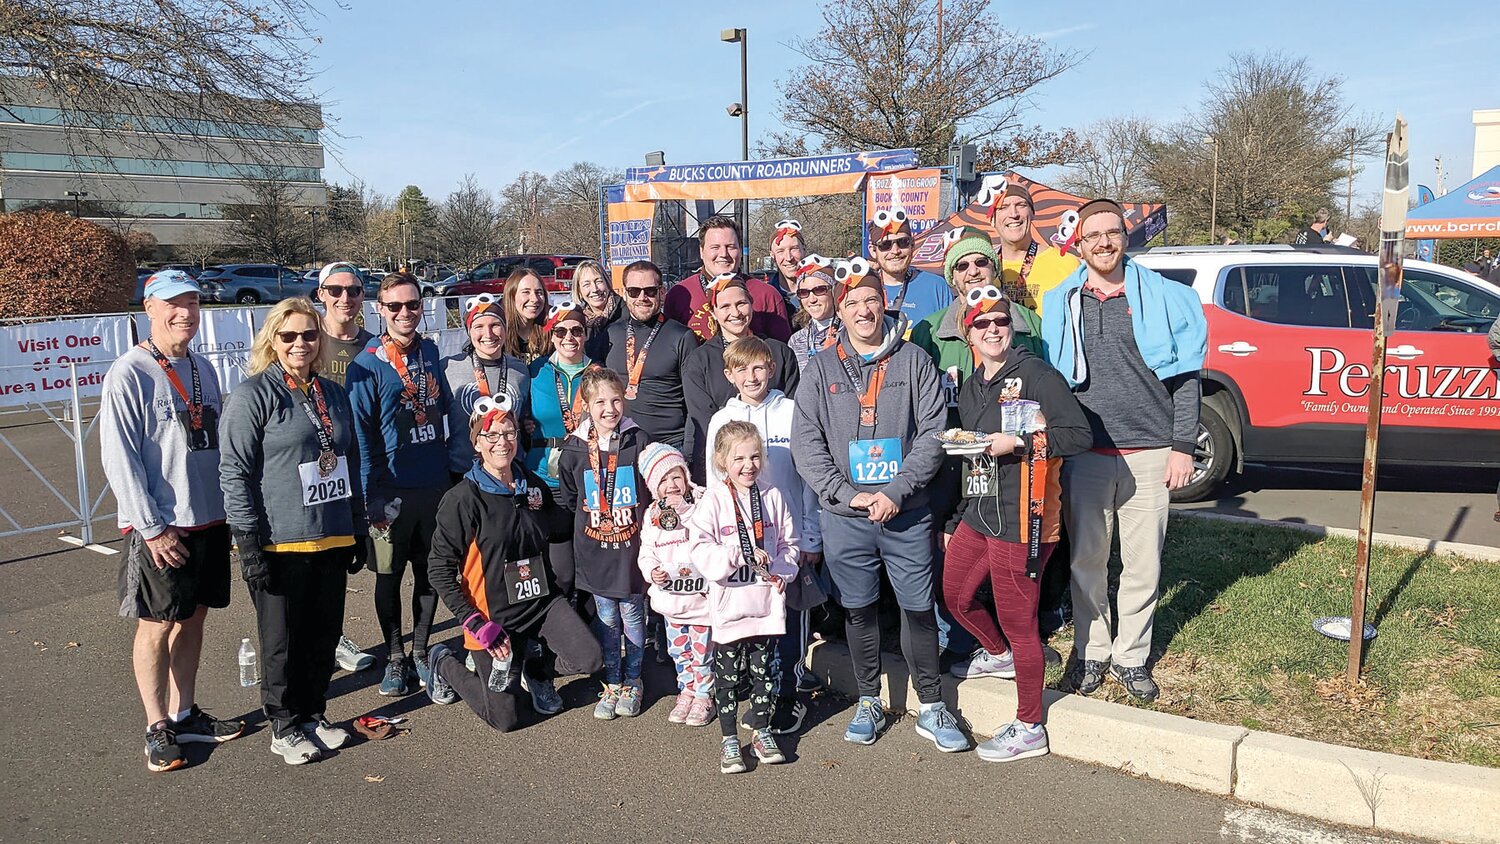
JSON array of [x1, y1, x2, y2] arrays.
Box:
[[590, 594, 645, 685], [712, 635, 776, 737], [665, 623, 713, 698]]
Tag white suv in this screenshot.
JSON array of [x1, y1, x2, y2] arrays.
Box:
[[1131, 245, 1500, 501]]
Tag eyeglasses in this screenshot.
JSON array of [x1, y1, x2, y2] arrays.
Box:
[[551, 325, 586, 338], [477, 431, 519, 444], [970, 315, 1011, 331], [796, 284, 832, 299], [953, 256, 992, 273], [874, 236, 913, 252], [380, 300, 422, 313], [276, 329, 320, 343], [321, 285, 363, 298], [624, 285, 660, 299], [1079, 229, 1126, 246]]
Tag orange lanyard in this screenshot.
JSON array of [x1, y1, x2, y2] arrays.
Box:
[[836, 343, 888, 431], [624, 315, 663, 398], [144, 341, 202, 429], [381, 334, 428, 425]]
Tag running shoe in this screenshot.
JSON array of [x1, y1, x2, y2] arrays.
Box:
[[751, 729, 786, 764], [424, 644, 458, 705], [615, 679, 643, 717], [269, 727, 323, 765], [950, 648, 1016, 680], [914, 702, 970, 753], [1043, 644, 1062, 667], [379, 656, 410, 697], [301, 717, 350, 750], [529, 675, 564, 716], [173, 705, 244, 744], [412, 652, 432, 690], [684, 696, 714, 727], [976, 721, 1050, 763], [768, 695, 806, 735], [1110, 664, 1160, 702], [720, 736, 747, 774], [594, 684, 622, 720], [143, 724, 185, 773], [1067, 658, 1109, 695], [795, 671, 824, 693], [335, 636, 375, 672], [843, 696, 886, 745], [667, 691, 694, 724]]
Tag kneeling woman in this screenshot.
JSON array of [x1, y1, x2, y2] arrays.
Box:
[[941, 286, 1091, 763], [425, 397, 604, 730]]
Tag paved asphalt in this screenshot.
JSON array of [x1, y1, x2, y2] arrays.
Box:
[[0, 530, 1420, 844]]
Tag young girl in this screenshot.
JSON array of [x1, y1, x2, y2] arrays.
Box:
[[558, 368, 650, 720], [637, 442, 714, 728], [688, 421, 799, 774]]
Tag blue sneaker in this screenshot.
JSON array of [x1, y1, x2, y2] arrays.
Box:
[[379, 656, 409, 697], [424, 645, 458, 705], [412, 653, 432, 689], [843, 696, 886, 745], [914, 702, 970, 753]]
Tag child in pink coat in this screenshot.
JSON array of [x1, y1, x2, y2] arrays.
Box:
[[638, 442, 714, 727], [687, 421, 800, 774]]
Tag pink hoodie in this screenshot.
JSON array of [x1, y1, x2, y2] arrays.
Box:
[[686, 482, 800, 645], [638, 486, 712, 626]]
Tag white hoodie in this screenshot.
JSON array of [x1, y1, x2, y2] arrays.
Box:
[[705, 389, 822, 553]]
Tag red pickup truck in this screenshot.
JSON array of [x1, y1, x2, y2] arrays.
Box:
[[446, 254, 591, 307]]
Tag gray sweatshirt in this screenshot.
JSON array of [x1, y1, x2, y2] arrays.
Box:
[[792, 315, 946, 517], [442, 348, 530, 473], [219, 369, 366, 545], [99, 346, 226, 538]]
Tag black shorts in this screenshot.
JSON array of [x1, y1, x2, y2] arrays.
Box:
[[117, 524, 232, 622]]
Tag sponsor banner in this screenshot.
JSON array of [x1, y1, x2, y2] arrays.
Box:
[[0, 316, 133, 406], [864, 168, 945, 251], [623, 149, 919, 202], [604, 184, 655, 288], [1412, 184, 1436, 261], [1404, 218, 1500, 238], [1404, 164, 1500, 239]]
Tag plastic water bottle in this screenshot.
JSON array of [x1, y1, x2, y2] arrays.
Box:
[[238, 638, 259, 687], [486, 650, 512, 692]]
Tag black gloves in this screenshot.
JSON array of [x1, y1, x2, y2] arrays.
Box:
[[347, 538, 369, 575], [233, 531, 270, 591]]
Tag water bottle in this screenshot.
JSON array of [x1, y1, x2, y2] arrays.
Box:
[[486, 650, 512, 692], [238, 638, 259, 687]]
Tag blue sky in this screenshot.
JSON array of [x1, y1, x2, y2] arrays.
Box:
[[311, 0, 1499, 204]]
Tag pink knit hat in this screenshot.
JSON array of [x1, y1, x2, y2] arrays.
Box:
[[639, 442, 689, 495]]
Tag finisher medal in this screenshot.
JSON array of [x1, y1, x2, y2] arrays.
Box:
[[657, 505, 679, 531], [317, 449, 338, 477]]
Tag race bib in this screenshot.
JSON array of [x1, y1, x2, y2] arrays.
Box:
[[962, 459, 995, 499], [503, 556, 550, 604], [662, 565, 707, 594], [849, 438, 903, 485], [724, 562, 759, 588], [298, 455, 352, 507], [583, 466, 638, 510], [942, 366, 961, 409]]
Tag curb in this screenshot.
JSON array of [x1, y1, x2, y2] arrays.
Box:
[[808, 640, 1500, 844], [1171, 509, 1500, 563]]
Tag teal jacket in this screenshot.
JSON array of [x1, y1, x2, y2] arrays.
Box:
[[1041, 259, 1207, 388]]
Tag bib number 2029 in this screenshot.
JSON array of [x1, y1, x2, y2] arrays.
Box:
[[305, 476, 349, 505]]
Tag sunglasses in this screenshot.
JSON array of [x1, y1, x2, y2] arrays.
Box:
[[624, 285, 660, 299], [875, 236, 913, 252], [551, 325, 586, 338], [796, 284, 832, 299], [276, 329, 320, 343], [970, 315, 1011, 331], [321, 284, 363, 298], [380, 300, 422, 313], [953, 256, 993, 273]]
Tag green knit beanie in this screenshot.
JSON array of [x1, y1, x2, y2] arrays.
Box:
[[942, 226, 1000, 291]]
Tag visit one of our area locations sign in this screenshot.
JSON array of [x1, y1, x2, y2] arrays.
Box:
[[0, 316, 133, 406]]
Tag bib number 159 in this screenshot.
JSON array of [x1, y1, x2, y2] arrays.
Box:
[[409, 423, 437, 445]]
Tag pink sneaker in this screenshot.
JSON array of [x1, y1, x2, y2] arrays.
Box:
[[684, 695, 714, 727], [668, 691, 694, 724]]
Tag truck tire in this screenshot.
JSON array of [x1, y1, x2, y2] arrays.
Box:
[[1170, 404, 1234, 503]]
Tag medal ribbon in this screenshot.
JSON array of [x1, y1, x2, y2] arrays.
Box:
[[836, 343, 888, 436], [728, 481, 765, 569], [553, 362, 592, 433], [276, 365, 336, 456], [381, 334, 429, 426], [1005, 241, 1039, 305], [587, 426, 619, 521], [470, 350, 509, 400], [624, 315, 664, 396], [145, 340, 203, 429]]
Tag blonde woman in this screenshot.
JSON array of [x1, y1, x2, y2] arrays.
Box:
[[570, 259, 623, 356], [220, 297, 367, 765]]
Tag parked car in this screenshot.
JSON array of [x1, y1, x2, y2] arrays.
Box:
[[446, 254, 592, 306], [1131, 244, 1500, 501], [197, 264, 317, 304], [131, 268, 153, 306]]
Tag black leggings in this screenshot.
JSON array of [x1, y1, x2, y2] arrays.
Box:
[[845, 602, 942, 705], [250, 548, 347, 733], [375, 560, 437, 661], [434, 598, 603, 732], [713, 635, 776, 736]]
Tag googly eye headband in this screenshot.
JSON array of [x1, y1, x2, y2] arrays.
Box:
[[962, 285, 1010, 329], [794, 254, 834, 279], [543, 299, 585, 334], [464, 293, 504, 330], [706, 272, 747, 308], [974, 176, 1033, 223], [868, 208, 910, 239], [833, 257, 882, 305], [471, 394, 515, 433], [771, 218, 803, 246]]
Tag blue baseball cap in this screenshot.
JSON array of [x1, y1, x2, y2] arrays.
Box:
[[144, 269, 201, 301]]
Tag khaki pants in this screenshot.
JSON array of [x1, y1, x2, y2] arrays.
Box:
[[1062, 448, 1170, 668]]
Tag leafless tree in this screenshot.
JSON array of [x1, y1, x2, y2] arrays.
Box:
[[173, 224, 225, 270], [770, 0, 1083, 170], [222, 175, 313, 266], [535, 161, 621, 257], [437, 174, 498, 270], [498, 171, 548, 253], [1059, 116, 1158, 200]]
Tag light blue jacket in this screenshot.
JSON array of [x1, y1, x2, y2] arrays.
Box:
[[1041, 259, 1207, 388]]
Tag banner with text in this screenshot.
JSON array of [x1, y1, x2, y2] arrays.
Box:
[[623, 149, 919, 202], [603, 184, 655, 288], [0, 316, 133, 406], [864, 168, 945, 252]]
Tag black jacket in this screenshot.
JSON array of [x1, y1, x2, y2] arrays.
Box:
[[558, 420, 651, 599], [945, 348, 1092, 543]]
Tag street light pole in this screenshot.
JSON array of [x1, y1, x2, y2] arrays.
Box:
[[1205, 137, 1219, 243], [1346, 127, 1356, 224], [722, 27, 749, 246]]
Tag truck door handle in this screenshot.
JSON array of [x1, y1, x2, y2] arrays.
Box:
[[1216, 341, 1258, 356], [1388, 344, 1424, 360]]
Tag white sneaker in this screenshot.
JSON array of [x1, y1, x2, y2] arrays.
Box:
[[950, 648, 1016, 679], [300, 717, 350, 750], [334, 636, 375, 672], [270, 729, 323, 765]]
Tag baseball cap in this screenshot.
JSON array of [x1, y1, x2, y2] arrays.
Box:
[[144, 270, 201, 301]]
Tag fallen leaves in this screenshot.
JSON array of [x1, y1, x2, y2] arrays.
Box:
[[1315, 674, 1384, 713], [363, 775, 384, 783], [818, 758, 842, 769]]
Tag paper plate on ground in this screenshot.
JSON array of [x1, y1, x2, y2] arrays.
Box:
[[1312, 616, 1377, 642]]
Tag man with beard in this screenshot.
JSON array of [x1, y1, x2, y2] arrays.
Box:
[[868, 209, 951, 329], [664, 215, 791, 342], [1041, 199, 1207, 703]]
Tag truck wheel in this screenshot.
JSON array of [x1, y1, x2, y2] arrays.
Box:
[[1171, 404, 1234, 503]]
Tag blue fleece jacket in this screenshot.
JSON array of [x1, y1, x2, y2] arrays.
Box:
[[1041, 259, 1207, 388], [883, 268, 953, 327], [347, 335, 453, 511]]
